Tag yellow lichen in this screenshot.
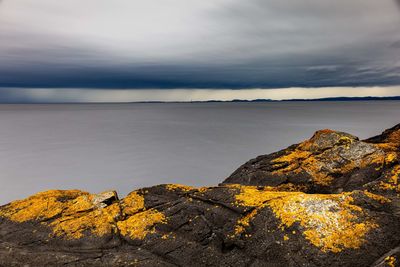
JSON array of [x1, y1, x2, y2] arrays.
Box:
[[272, 150, 312, 172], [385, 256, 396, 267], [0, 190, 87, 222], [121, 191, 145, 215], [0, 189, 167, 241], [51, 202, 121, 239], [233, 186, 377, 253], [376, 143, 397, 152], [198, 186, 210, 193], [270, 130, 388, 187], [233, 186, 300, 235], [161, 233, 170, 239], [379, 166, 400, 193], [386, 130, 400, 145], [115, 190, 167, 240], [235, 209, 258, 234], [117, 209, 166, 240], [338, 136, 354, 149], [271, 148, 335, 186], [270, 193, 377, 253], [363, 190, 391, 204], [0, 190, 124, 239], [374, 129, 400, 153], [165, 184, 195, 192], [235, 186, 300, 207], [385, 153, 398, 164], [275, 183, 309, 192]]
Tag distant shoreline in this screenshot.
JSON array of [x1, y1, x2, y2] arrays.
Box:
[[0, 96, 400, 104]]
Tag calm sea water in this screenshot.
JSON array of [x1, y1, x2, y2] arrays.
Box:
[[1, 101, 400, 204]]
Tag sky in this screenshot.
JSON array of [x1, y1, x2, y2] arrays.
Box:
[[0, 0, 400, 102]]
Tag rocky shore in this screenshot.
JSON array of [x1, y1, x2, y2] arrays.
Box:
[[1, 124, 400, 266]]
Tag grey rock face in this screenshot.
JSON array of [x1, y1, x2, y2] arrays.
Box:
[[92, 190, 119, 208]]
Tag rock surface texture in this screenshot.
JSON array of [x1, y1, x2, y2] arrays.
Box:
[[1, 124, 400, 267]]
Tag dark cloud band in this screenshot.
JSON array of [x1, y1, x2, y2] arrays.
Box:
[[0, 0, 399, 93]]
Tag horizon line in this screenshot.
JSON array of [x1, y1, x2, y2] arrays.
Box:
[[0, 86, 400, 103]]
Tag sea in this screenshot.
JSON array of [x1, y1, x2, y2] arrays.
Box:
[[1, 101, 399, 204]]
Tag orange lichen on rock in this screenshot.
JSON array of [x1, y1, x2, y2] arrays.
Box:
[[272, 148, 333, 186], [385, 153, 398, 164], [385, 256, 396, 267], [51, 201, 121, 239], [363, 190, 391, 204], [117, 190, 167, 240], [0, 190, 123, 239], [271, 150, 312, 172], [379, 166, 400, 193], [0, 190, 88, 222], [234, 185, 300, 207], [270, 130, 386, 187], [272, 183, 309, 192], [384, 130, 400, 146], [165, 184, 195, 192], [373, 128, 400, 154], [232, 186, 301, 235], [121, 191, 145, 215], [117, 209, 166, 240], [198, 186, 210, 193], [268, 193, 377, 253], [0, 190, 125, 239], [235, 209, 258, 234], [233, 186, 377, 253], [0, 189, 167, 241]]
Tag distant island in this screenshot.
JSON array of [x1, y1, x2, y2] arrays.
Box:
[[130, 96, 400, 104], [1, 96, 400, 104]]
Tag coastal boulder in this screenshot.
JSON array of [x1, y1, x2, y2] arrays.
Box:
[[223, 127, 400, 194]]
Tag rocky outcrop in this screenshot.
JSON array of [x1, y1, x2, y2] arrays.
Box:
[[1, 124, 400, 267], [224, 128, 398, 194]]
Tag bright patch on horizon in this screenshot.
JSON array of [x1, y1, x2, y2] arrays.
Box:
[[0, 86, 399, 103]]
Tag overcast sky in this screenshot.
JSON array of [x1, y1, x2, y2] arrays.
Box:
[[0, 0, 400, 101]]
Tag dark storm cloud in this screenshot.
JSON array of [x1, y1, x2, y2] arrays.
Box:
[[0, 0, 399, 90]]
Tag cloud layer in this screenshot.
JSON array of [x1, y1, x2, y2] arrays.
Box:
[[0, 0, 399, 94]]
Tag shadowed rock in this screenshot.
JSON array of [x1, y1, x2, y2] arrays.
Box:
[[1, 124, 400, 267]]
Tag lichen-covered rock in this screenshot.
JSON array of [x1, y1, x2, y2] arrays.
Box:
[[1, 124, 400, 267], [223, 127, 399, 194]]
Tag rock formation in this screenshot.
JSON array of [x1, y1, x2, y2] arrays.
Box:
[[1, 124, 400, 266]]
